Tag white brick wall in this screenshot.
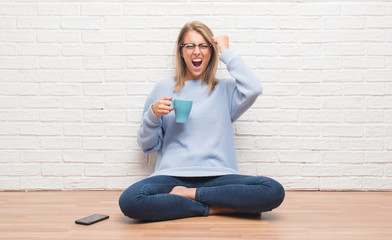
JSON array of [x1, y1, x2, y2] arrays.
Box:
[[1, 0, 391, 191]]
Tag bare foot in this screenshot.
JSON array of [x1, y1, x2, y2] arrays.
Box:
[[169, 186, 197, 200]]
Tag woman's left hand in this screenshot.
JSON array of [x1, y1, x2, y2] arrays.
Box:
[[213, 35, 229, 53]]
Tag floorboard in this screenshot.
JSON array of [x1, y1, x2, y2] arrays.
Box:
[[0, 191, 391, 240]]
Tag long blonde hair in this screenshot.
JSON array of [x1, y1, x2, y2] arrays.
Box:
[[174, 21, 219, 93]]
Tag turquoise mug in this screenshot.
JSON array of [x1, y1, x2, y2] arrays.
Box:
[[170, 99, 193, 123]]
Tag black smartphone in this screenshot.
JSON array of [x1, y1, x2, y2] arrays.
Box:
[[75, 214, 109, 225]]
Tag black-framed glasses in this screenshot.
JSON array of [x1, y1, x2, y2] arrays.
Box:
[[180, 43, 212, 51]]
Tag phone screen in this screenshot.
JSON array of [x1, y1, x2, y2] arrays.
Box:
[[75, 214, 109, 225]]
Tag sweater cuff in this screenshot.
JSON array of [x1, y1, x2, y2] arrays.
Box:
[[146, 104, 162, 126], [219, 49, 236, 65]]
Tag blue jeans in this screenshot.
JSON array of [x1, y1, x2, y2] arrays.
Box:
[[119, 174, 285, 221]]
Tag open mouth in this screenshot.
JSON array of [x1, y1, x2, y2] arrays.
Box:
[[192, 59, 202, 68]]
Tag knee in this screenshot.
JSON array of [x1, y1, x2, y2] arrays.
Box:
[[268, 178, 285, 210], [118, 185, 146, 220]]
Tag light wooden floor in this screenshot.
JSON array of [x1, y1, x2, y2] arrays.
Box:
[[0, 191, 391, 240]]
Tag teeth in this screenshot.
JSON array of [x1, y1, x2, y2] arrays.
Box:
[[192, 59, 202, 62]]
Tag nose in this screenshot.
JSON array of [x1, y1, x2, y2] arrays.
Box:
[[193, 46, 201, 55]]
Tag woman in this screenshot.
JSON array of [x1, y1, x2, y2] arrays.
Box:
[[119, 21, 285, 221]]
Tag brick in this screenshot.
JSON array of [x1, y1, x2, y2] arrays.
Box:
[[366, 97, 392, 109], [367, 17, 392, 29], [37, 31, 80, 43], [40, 137, 81, 149], [341, 138, 384, 151], [323, 97, 363, 109], [279, 97, 321, 109], [256, 110, 298, 122], [300, 84, 342, 96], [62, 70, 104, 83], [325, 17, 365, 29], [0, 123, 18, 135], [237, 150, 278, 163], [18, 17, 60, 29], [235, 123, 278, 136], [124, 3, 167, 16], [20, 123, 62, 136], [0, 70, 19, 82], [366, 70, 392, 82], [255, 31, 298, 43], [81, 3, 123, 16], [40, 83, 81, 96], [0, 83, 38, 95], [106, 43, 148, 56], [0, 57, 38, 69], [39, 57, 82, 69], [83, 110, 126, 123], [0, 178, 20, 191], [0, 151, 19, 163], [321, 125, 363, 137], [301, 31, 344, 43], [301, 164, 342, 177], [341, 3, 386, 16], [343, 164, 383, 177], [105, 70, 148, 82], [0, 137, 38, 149], [62, 44, 104, 57], [38, 3, 79, 16], [61, 17, 102, 30], [367, 44, 392, 56], [105, 125, 138, 137], [344, 110, 384, 123], [299, 110, 343, 123], [299, 4, 340, 16], [63, 151, 104, 163], [362, 178, 392, 190], [0, 43, 17, 55], [21, 177, 63, 190], [344, 30, 385, 42], [256, 163, 299, 177], [84, 83, 127, 96], [280, 17, 321, 30], [280, 44, 321, 57], [0, 4, 36, 16], [83, 57, 126, 70], [301, 57, 342, 70], [105, 151, 146, 163], [320, 177, 363, 191], [344, 57, 385, 69], [364, 152, 392, 163], [322, 152, 363, 164], [40, 110, 82, 122], [323, 43, 365, 56], [20, 151, 62, 163], [104, 17, 146, 29], [83, 138, 127, 150], [0, 111, 39, 121], [64, 124, 104, 137], [0, 164, 40, 176], [125, 30, 168, 42], [63, 177, 105, 190], [42, 163, 83, 177], [105, 96, 146, 109], [63, 97, 105, 109], [279, 151, 319, 163], [321, 70, 363, 82], [236, 17, 278, 29], [279, 125, 320, 137]]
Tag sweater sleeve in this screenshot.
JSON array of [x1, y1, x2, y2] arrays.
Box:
[[137, 85, 164, 154], [219, 49, 262, 122]]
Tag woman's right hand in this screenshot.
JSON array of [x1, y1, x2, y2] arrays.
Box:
[[152, 96, 174, 117]]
